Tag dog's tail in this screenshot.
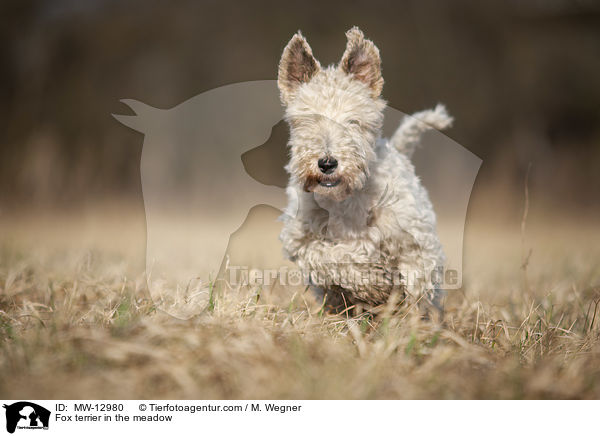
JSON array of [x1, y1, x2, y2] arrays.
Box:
[[390, 104, 453, 158]]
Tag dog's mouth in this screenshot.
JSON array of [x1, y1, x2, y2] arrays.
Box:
[[303, 175, 345, 193], [318, 179, 341, 188]]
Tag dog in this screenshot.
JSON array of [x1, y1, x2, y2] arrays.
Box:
[[278, 27, 453, 312]]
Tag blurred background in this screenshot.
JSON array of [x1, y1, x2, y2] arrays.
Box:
[[1, 0, 600, 400], [1, 0, 599, 215]]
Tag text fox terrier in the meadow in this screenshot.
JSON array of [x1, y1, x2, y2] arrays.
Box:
[[278, 27, 453, 312]]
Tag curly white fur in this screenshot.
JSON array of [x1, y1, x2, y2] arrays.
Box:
[[278, 27, 451, 310], [391, 104, 454, 158]]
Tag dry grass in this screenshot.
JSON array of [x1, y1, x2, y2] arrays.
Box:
[[1, 204, 599, 399]]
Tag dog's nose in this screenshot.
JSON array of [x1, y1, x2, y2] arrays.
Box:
[[318, 157, 338, 174]]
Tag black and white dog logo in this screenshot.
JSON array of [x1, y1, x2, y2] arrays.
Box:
[[3, 402, 50, 434]]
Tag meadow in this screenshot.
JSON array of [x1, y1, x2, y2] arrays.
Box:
[[1, 201, 599, 399]]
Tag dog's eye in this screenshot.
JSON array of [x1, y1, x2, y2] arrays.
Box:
[[348, 119, 360, 126]]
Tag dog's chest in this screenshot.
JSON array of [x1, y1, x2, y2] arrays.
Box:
[[312, 192, 384, 243]]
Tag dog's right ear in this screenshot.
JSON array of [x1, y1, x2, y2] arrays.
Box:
[[278, 31, 321, 105], [339, 27, 383, 98]]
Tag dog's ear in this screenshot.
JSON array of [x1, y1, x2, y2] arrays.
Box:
[[278, 31, 321, 105], [339, 27, 383, 98]]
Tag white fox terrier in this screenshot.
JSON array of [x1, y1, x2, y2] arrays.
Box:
[[278, 27, 452, 312]]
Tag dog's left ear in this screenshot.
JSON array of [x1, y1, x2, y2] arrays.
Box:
[[339, 27, 384, 98]]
